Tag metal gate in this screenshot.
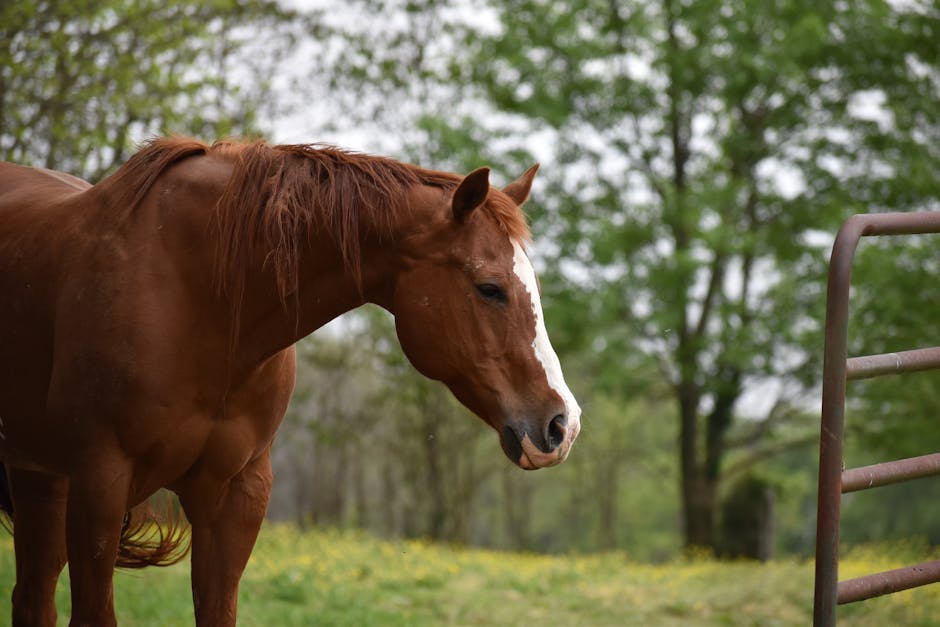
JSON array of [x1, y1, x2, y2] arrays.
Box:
[[814, 211, 940, 626]]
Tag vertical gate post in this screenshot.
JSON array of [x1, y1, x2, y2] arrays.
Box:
[[813, 216, 867, 627]]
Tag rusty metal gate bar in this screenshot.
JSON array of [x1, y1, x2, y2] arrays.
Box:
[[814, 211, 940, 626]]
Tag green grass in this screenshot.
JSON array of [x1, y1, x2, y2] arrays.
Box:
[[2, 525, 940, 625]]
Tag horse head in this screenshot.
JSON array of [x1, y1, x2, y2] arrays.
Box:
[[389, 165, 581, 469]]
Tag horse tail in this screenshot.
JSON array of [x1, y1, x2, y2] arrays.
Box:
[[0, 467, 188, 567], [116, 496, 191, 569], [0, 463, 13, 534]]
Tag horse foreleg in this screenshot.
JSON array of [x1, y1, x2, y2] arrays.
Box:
[[64, 460, 132, 627], [178, 449, 272, 627], [8, 467, 68, 627]]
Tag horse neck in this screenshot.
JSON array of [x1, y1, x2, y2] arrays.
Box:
[[229, 186, 431, 377]]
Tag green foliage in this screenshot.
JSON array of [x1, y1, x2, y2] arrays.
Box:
[[846, 236, 940, 459], [0, 0, 301, 180]]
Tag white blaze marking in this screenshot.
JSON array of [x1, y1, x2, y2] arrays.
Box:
[[511, 241, 582, 439]]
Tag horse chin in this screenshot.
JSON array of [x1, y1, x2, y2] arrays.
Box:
[[517, 451, 540, 471]]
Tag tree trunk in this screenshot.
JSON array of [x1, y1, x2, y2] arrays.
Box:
[[678, 382, 718, 550], [682, 469, 717, 551], [421, 410, 446, 541]]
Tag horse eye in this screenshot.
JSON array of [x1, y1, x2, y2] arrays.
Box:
[[476, 283, 506, 303]]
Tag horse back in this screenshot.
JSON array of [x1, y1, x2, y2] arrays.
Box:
[[0, 161, 94, 301], [0, 161, 90, 206]]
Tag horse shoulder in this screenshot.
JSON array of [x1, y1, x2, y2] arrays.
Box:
[[27, 156, 236, 463]]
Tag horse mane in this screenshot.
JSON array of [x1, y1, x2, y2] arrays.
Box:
[[95, 137, 211, 211], [96, 136, 530, 311], [213, 139, 457, 303]]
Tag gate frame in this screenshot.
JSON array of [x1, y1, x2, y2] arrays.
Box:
[[814, 211, 940, 626]]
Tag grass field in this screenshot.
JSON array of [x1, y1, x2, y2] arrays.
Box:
[[2, 525, 940, 625]]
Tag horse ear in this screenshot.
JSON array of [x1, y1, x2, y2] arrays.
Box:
[[452, 167, 490, 223], [502, 163, 540, 206]]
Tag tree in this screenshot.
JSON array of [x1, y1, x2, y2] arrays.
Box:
[[452, 0, 940, 550], [0, 0, 302, 180]]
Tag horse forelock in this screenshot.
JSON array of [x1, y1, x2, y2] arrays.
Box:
[[484, 188, 531, 244]]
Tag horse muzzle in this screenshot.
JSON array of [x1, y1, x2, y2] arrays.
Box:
[[500, 412, 581, 470]]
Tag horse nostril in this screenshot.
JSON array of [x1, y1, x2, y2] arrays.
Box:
[[547, 414, 567, 451]]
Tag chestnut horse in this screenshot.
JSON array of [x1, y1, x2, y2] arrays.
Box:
[[0, 138, 581, 626]]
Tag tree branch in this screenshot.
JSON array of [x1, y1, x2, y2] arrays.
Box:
[[724, 399, 802, 451], [694, 251, 727, 339], [723, 434, 819, 483]]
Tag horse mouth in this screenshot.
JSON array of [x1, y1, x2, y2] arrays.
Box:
[[500, 426, 526, 466]]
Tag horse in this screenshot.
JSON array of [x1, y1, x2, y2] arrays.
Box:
[[0, 137, 581, 626]]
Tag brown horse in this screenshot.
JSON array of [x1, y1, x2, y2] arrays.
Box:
[[0, 138, 581, 626]]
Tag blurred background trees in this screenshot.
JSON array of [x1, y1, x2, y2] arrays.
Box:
[[0, 0, 304, 180], [3, 0, 940, 558]]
